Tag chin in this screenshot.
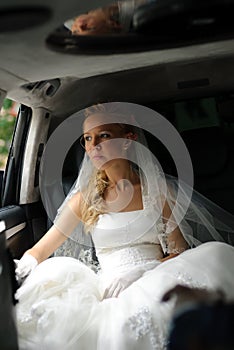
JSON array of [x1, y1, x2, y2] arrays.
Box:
[[91, 157, 108, 170]]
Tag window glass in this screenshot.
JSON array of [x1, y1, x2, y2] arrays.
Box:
[[175, 97, 220, 133], [0, 99, 18, 170]]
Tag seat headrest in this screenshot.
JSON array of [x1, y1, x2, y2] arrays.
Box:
[[62, 138, 84, 195], [181, 126, 227, 177]]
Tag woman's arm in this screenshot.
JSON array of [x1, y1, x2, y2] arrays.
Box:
[[24, 192, 82, 263], [160, 199, 189, 262]]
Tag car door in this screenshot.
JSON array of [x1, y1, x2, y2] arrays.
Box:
[[0, 104, 47, 259]]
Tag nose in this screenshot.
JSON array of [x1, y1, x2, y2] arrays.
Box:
[[92, 141, 101, 150], [88, 137, 101, 151]]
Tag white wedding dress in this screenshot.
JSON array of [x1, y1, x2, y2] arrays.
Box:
[[16, 209, 234, 350]]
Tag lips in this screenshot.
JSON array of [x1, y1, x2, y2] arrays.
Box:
[[92, 155, 104, 160], [90, 154, 107, 169], [90, 151, 105, 161]]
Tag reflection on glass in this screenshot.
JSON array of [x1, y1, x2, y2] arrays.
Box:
[[46, 0, 234, 54], [64, 0, 147, 36]]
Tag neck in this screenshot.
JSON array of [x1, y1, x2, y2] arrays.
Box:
[[105, 160, 139, 188]]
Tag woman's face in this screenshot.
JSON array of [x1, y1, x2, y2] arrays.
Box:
[[82, 114, 130, 170], [71, 9, 114, 36]]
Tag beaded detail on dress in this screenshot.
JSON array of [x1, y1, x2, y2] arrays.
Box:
[[54, 240, 100, 272], [126, 306, 167, 350], [92, 210, 165, 272], [78, 248, 101, 273], [54, 238, 80, 258], [174, 271, 207, 289], [157, 217, 187, 255], [54, 209, 185, 271]]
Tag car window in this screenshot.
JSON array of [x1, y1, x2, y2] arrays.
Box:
[[174, 97, 220, 132], [0, 98, 18, 170]]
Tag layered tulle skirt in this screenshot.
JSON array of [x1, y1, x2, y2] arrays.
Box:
[[16, 242, 234, 350]]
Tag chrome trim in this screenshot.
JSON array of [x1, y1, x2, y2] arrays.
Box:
[[5, 222, 26, 239]]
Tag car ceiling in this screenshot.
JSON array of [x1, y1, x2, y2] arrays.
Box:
[[1, 0, 234, 114]]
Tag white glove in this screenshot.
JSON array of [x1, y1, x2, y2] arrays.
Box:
[[103, 269, 144, 299], [14, 253, 38, 282]]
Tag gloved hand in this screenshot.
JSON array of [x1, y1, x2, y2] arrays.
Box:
[[14, 253, 38, 283], [103, 268, 144, 299]]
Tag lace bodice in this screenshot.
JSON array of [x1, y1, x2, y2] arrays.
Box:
[[92, 209, 164, 274]]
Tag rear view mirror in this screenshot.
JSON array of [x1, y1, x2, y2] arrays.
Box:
[[46, 0, 234, 54]]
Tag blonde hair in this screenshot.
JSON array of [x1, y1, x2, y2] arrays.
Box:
[[80, 103, 136, 232]]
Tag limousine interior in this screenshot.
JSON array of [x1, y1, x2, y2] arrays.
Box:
[[1, 0, 234, 348]]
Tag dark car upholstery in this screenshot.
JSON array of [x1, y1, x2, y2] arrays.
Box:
[[181, 126, 234, 215], [0, 231, 18, 349]]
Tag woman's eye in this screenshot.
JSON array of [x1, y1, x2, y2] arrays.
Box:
[[100, 133, 111, 139], [84, 136, 92, 142]]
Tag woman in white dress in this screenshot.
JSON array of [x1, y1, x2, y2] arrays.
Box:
[[15, 102, 234, 350]]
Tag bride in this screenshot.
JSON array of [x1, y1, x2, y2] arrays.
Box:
[[15, 102, 234, 350]]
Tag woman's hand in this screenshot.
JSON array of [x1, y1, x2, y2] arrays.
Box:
[[103, 269, 143, 299], [14, 253, 38, 283]]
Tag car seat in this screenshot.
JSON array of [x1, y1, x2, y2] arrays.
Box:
[[180, 126, 234, 245]]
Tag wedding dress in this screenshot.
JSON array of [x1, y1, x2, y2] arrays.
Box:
[[16, 208, 234, 350]]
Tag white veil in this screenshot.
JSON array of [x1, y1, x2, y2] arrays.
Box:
[[40, 102, 234, 266]]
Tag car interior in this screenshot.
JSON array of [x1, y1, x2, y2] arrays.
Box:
[[0, 222, 18, 349], [1, 0, 234, 347]]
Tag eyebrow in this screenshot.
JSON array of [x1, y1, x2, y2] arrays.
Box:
[[83, 127, 114, 135]]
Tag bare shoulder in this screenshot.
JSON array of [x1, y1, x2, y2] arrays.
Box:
[[68, 191, 83, 217]]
